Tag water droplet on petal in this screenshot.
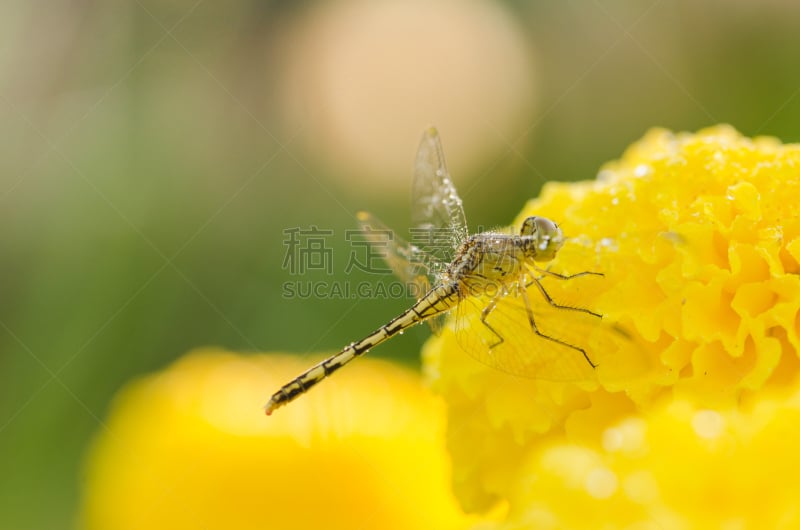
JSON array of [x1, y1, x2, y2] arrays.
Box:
[[633, 164, 652, 178]]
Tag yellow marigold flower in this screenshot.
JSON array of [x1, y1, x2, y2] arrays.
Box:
[[423, 125, 800, 522], [79, 350, 473, 530]]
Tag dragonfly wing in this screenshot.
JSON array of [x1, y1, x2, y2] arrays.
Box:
[[356, 212, 447, 332], [411, 128, 469, 264]]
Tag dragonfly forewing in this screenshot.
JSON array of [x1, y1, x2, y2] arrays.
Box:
[[411, 128, 469, 265]]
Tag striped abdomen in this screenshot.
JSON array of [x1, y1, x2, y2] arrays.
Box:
[[264, 283, 459, 415]]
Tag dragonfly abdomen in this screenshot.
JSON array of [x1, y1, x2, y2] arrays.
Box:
[[264, 283, 459, 415]]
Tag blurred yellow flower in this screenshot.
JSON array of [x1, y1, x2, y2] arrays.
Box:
[[79, 351, 473, 530], [423, 125, 800, 526]]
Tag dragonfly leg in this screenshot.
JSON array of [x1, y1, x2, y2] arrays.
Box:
[[479, 291, 506, 349], [534, 265, 604, 281], [518, 278, 598, 369], [525, 266, 603, 319]]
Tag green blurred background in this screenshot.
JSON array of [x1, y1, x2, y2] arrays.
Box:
[[2, 0, 800, 527]]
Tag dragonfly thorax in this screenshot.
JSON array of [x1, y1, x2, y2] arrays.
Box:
[[447, 216, 565, 286], [447, 233, 526, 288]]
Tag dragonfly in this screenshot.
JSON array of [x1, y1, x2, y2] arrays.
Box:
[[265, 127, 605, 415]]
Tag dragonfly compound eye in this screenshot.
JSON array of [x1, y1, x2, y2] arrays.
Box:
[[520, 216, 539, 236], [520, 216, 564, 261]]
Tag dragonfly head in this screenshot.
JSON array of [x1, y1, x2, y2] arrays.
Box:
[[520, 216, 564, 262]]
